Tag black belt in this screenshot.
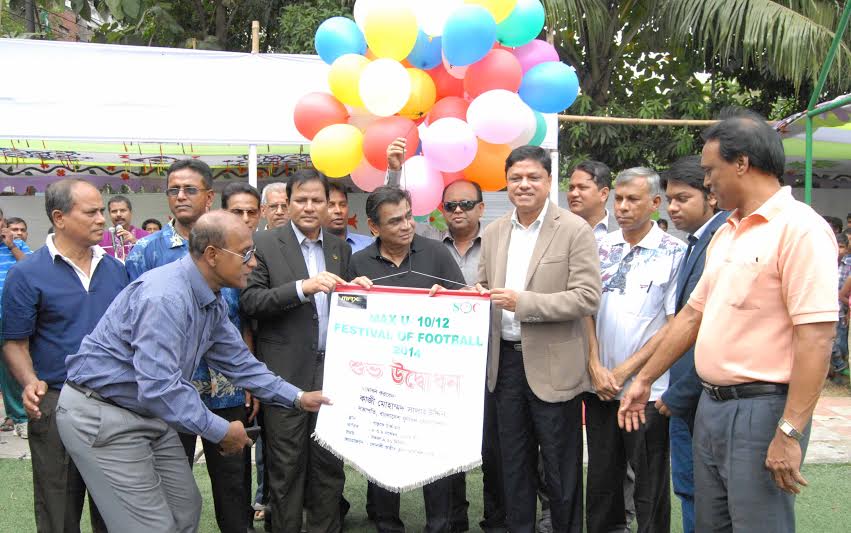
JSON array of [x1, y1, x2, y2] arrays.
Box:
[[66, 381, 124, 409], [500, 339, 522, 352], [701, 381, 788, 401]]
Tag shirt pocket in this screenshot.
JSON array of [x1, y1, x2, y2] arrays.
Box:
[[724, 259, 762, 310]]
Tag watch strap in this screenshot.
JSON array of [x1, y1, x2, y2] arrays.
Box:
[[778, 418, 803, 441]]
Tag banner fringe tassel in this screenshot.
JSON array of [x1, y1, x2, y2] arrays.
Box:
[[312, 432, 482, 494]]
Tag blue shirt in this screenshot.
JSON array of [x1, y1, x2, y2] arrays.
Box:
[[2, 246, 128, 388], [125, 222, 188, 282], [65, 255, 300, 443], [345, 231, 374, 254], [0, 239, 32, 317], [124, 220, 245, 410]]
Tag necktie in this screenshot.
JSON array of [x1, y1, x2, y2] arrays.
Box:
[[684, 234, 698, 264]]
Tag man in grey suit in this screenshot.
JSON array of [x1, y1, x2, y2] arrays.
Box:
[[475, 146, 602, 533], [240, 169, 353, 533]]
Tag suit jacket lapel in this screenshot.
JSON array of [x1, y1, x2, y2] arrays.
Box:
[[323, 238, 341, 276], [524, 202, 559, 287], [494, 217, 510, 288], [277, 224, 310, 280], [675, 212, 728, 306]]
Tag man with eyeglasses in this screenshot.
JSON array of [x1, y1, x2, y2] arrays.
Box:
[[54, 211, 332, 533], [261, 182, 290, 229], [171, 181, 263, 532], [125, 159, 215, 281]]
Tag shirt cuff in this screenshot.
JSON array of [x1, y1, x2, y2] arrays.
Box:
[[203, 413, 231, 444], [790, 310, 840, 326], [296, 280, 309, 303]]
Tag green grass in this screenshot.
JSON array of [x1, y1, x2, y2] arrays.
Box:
[[0, 460, 848, 532]]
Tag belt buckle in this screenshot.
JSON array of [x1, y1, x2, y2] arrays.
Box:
[[704, 383, 721, 401], [513, 343, 522, 352]]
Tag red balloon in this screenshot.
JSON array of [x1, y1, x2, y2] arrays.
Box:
[[293, 92, 349, 140], [362, 116, 420, 171], [464, 49, 523, 98], [427, 66, 464, 100], [427, 96, 470, 124]]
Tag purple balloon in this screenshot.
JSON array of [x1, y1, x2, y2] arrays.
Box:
[[511, 39, 559, 73]]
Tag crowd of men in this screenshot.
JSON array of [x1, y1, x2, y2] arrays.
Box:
[[0, 108, 840, 533]]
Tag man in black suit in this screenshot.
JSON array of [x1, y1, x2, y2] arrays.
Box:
[[240, 169, 353, 533], [657, 155, 728, 533]]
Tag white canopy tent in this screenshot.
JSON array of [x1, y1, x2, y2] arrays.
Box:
[[0, 38, 559, 198]]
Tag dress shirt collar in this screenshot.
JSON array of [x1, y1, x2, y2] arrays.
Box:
[[437, 224, 484, 244], [510, 202, 549, 231], [609, 220, 665, 250], [291, 221, 323, 246], [692, 210, 726, 241], [727, 186, 792, 228], [179, 255, 217, 309], [164, 221, 187, 249], [593, 209, 610, 233], [45, 233, 106, 262]]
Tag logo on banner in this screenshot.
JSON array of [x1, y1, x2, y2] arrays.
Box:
[[452, 302, 479, 314], [337, 293, 367, 309]]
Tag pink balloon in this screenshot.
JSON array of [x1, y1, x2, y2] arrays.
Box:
[[400, 155, 444, 216], [421, 118, 478, 172], [512, 39, 559, 73], [351, 159, 387, 192], [442, 53, 468, 79]]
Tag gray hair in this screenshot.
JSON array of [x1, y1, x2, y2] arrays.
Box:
[[260, 182, 287, 205], [45, 178, 90, 223], [615, 167, 663, 197]]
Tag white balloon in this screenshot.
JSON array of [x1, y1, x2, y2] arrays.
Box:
[[359, 59, 412, 117], [508, 103, 538, 148], [415, 0, 463, 36], [466, 89, 533, 144], [353, 0, 379, 31]]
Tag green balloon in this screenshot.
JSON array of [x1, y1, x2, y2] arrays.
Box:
[[496, 0, 546, 47], [529, 111, 547, 146]]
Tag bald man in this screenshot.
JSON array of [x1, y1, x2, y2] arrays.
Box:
[[54, 211, 332, 533]]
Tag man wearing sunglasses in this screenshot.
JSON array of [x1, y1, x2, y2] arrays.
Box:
[[125, 159, 215, 281], [55, 211, 332, 533]]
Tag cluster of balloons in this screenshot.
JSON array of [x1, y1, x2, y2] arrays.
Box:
[[294, 0, 580, 216]]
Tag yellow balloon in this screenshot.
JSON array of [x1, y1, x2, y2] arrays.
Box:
[[310, 124, 364, 178], [363, 5, 418, 61], [399, 68, 437, 120], [465, 0, 517, 23], [328, 54, 370, 107]]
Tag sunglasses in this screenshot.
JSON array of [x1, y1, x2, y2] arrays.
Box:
[[215, 246, 256, 264], [166, 186, 208, 197], [443, 200, 480, 212]]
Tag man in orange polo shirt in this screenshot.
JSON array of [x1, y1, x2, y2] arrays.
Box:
[[618, 109, 837, 533]]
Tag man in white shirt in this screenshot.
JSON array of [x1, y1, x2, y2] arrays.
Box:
[[585, 167, 686, 533]]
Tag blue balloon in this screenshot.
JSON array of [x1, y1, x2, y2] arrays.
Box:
[[407, 31, 442, 70], [519, 62, 580, 113], [442, 6, 496, 67], [314, 17, 366, 65]]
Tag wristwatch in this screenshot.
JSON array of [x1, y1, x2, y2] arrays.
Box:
[[294, 391, 304, 411], [778, 418, 804, 441]]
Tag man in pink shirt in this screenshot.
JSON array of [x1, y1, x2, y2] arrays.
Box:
[[98, 195, 150, 260], [618, 109, 837, 533]]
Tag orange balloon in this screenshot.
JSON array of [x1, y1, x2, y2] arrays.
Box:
[[462, 139, 511, 191], [399, 68, 437, 120]]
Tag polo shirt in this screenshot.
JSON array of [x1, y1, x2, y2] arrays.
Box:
[[688, 186, 838, 386], [417, 223, 483, 287], [349, 234, 465, 291], [1, 245, 128, 388], [596, 222, 686, 400]]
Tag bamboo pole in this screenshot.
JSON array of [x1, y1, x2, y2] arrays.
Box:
[[557, 115, 720, 127]]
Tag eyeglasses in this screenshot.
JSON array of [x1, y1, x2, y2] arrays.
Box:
[[166, 186, 208, 197], [265, 202, 287, 213], [229, 208, 260, 218], [215, 246, 256, 264], [443, 200, 480, 212]]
